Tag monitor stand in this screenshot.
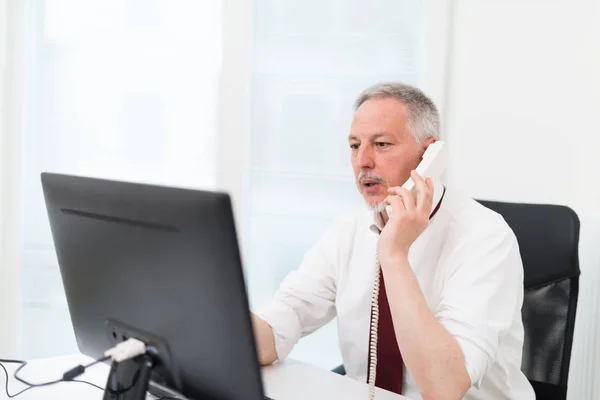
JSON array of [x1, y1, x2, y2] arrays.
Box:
[[103, 320, 184, 400], [103, 353, 155, 400]]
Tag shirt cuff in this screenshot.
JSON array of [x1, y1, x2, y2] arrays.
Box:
[[256, 301, 303, 362], [438, 318, 494, 389]]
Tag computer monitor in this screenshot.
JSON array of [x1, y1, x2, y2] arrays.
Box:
[[41, 172, 265, 400]]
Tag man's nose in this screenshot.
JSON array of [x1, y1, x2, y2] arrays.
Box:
[[356, 146, 375, 169]]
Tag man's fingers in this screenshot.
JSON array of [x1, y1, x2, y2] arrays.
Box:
[[384, 195, 406, 209], [384, 195, 407, 219], [425, 176, 434, 191], [411, 170, 433, 214], [387, 187, 416, 211]]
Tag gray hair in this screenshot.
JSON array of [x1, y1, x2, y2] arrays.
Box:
[[354, 82, 440, 143]]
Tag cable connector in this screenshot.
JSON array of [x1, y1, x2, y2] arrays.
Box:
[[105, 338, 148, 363]]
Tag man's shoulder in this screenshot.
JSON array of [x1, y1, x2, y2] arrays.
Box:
[[438, 189, 524, 282], [439, 188, 515, 241]]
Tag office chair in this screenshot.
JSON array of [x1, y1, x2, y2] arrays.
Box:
[[332, 200, 580, 400], [477, 200, 580, 400]]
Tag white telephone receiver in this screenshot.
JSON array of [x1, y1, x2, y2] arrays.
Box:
[[368, 141, 447, 399], [385, 141, 447, 218]]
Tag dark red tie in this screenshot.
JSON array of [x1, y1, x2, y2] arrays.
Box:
[[367, 188, 446, 395], [367, 268, 404, 394]]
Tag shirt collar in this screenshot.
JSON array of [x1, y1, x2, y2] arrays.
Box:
[[370, 180, 446, 234]]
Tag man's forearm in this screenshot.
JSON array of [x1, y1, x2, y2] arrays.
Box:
[[250, 313, 278, 365], [380, 255, 471, 400]]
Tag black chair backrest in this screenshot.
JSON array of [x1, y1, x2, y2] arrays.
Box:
[[478, 200, 580, 400]]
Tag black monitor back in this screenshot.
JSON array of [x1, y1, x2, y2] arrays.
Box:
[[41, 172, 264, 400]]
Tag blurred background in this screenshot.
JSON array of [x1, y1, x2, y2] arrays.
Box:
[[1, 1, 599, 399]]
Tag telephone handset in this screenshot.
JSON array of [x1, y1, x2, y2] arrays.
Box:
[[385, 141, 447, 218], [368, 141, 447, 399]]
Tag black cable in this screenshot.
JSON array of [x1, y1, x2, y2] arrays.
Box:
[[13, 362, 64, 387], [2, 355, 164, 399], [0, 359, 32, 398], [12, 355, 112, 386], [0, 359, 25, 365], [0, 357, 109, 398], [72, 379, 105, 391]]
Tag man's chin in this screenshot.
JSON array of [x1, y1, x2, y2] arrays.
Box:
[[364, 198, 385, 212]]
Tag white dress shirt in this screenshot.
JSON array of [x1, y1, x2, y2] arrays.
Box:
[[258, 183, 535, 399]]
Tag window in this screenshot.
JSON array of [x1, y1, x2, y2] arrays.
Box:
[[19, 0, 428, 367], [21, 0, 222, 358], [244, 0, 426, 368]]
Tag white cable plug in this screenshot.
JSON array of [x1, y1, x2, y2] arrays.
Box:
[[104, 338, 148, 363]]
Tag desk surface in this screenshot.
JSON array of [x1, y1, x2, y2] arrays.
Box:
[[0, 354, 407, 400]]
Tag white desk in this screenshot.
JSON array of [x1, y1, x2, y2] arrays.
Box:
[[1, 354, 407, 399]]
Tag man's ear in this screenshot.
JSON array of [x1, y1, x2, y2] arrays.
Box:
[[423, 137, 437, 148]]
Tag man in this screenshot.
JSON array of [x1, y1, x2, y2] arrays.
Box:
[[251, 82, 535, 400]]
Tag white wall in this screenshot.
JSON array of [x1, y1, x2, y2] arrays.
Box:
[[0, 0, 25, 358], [444, 1, 600, 398]]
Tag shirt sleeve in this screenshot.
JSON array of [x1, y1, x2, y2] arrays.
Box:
[[256, 218, 342, 361], [434, 222, 525, 388]]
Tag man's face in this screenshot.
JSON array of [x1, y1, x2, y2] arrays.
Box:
[[349, 97, 432, 209]]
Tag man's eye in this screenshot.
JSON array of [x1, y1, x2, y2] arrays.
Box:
[[375, 142, 390, 148], [350, 143, 359, 150]]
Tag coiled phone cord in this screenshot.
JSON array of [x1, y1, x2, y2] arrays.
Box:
[[368, 254, 381, 400]]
